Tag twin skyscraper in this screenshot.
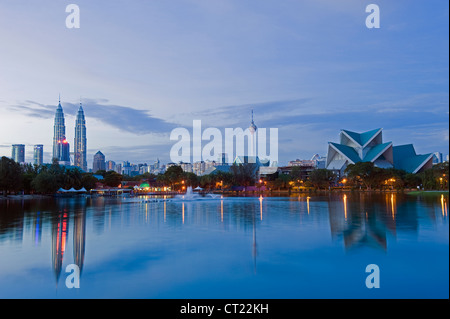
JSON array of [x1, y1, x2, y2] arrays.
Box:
[[53, 96, 87, 171]]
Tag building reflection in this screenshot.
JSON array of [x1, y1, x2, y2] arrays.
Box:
[[328, 193, 397, 250], [326, 192, 449, 251], [253, 198, 258, 274], [50, 200, 87, 286], [73, 207, 86, 276], [0, 192, 448, 287], [52, 210, 69, 284]]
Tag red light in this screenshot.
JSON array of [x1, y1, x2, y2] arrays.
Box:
[[63, 139, 68, 144]]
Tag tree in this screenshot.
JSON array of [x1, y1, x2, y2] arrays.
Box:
[[81, 173, 99, 190], [63, 167, 83, 189], [309, 169, 336, 189], [164, 165, 184, 190], [230, 163, 257, 186], [103, 171, 123, 187], [0, 157, 23, 195], [345, 162, 382, 190], [183, 172, 199, 187], [404, 173, 422, 189], [21, 163, 39, 194], [31, 171, 59, 194]]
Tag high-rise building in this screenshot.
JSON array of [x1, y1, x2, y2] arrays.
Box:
[[12, 144, 25, 163], [52, 96, 70, 164], [106, 160, 116, 171], [93, 151, 106, 173], [33, 145, 44, 166], [249, 110, 257, 157], [74, 101, 87, 171]]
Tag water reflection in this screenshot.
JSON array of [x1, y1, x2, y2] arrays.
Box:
[[49, 202, 86, 286], [52, 210, 69, 284], [0, 193, 448, 293]]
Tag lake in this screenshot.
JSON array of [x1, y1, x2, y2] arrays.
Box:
[[0, 192, 448, 299]]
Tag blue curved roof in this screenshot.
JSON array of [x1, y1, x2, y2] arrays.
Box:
[[393, 145, 433, 173], [342, 128, 381, 146]]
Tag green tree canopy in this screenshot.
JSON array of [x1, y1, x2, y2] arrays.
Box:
[[0, 157, 23, 195]]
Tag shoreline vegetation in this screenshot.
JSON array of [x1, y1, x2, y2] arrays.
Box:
[[1, 188, 448, 201], [0, 156, 448, 199]]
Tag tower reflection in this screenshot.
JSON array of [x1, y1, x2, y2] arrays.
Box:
[[52, 211, 69, 284], [51, 200, 87, 286], [328, 193, 392, 251]]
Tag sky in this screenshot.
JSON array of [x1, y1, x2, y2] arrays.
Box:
[[0, 0, 448, 167]]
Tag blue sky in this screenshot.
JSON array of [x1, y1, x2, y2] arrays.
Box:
[[0, 0, 448, 166]]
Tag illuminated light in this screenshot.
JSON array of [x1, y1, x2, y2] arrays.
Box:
[[441, 194, 447, 217], [343, 194, 347, 219], [391, 194, 395, 219], [63, 139, 68, 144], [259, 195, 263, 220], [182, 203, 185, 224], [164, 200, 166, 222], [307, 196, 310, 215]]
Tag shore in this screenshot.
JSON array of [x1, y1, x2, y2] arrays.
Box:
[[0, 194, 53, 200]]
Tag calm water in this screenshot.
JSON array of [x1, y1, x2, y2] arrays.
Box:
[[0, 193, 448, 299]]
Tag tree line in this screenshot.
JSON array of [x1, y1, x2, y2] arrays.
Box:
[[0, 156, 448, 196]]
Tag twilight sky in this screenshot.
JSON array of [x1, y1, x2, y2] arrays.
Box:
[[0, 0, 448, 167]]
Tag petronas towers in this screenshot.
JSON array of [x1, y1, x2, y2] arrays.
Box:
[[74, 101, 87, 171], [52, 96, 87, 171]]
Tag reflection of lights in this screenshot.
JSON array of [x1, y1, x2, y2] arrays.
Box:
[[182, 202, 185, 224], [343, 194, 347, 219], [259, 195, 263, 220], [221, 200, 223, 222], [441, 194, 448, 217], [391, 194, 395, 219], [307, 196, 310, 215], [164, 200, 166, 222]]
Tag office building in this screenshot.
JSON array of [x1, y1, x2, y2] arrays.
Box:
[[74, 101, 87, 171], [53, 96, 69, 162], [12, 144, 25, 163], [92, 151, 106, 173], [33, 144, 44, 166]]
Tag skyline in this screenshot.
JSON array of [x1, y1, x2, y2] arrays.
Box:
[[0, 1, 448, 166]]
